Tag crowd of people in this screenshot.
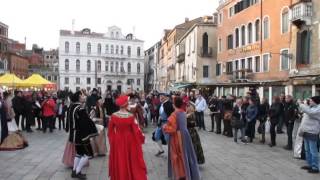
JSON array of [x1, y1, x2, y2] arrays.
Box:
[[206, 89, 320, 174], [0, 86, 319, 179]]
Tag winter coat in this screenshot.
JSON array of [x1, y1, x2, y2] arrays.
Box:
[[299, 104, 320, 135]]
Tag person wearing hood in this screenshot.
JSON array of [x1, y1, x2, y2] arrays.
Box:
[[298, 96, 320, 174]]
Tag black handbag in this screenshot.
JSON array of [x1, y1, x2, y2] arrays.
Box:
[[231, 117, 244, 128]]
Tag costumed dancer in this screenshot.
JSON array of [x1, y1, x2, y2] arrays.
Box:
[[186, 102, 205, 164], [66, 91, 98, 179], [108, 95, 147, 180], [163, 96, 201, 180], [153, 93, 174, 156], [90, 97, 107, 156]]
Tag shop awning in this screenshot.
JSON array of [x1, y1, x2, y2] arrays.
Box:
[[0, 73, 23, 87]]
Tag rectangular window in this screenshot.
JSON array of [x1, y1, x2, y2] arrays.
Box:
[[226, 62, 233, 75], [127, 79, 134, 85], [297, 31, 311, 65], [281, 49, 290, 70], [97, 78, 101, 84], [203, 65, 209, 78], [87, 78, 91, 84], [247, 57, 252, 71], [227, 34, 233, 49], [110, 62, 114, 72], [241, 59, 245, 69], [76, 87, 80, 91], [229, 6, 235, 17], [218, 38, 222, 53], [218, 13, 223, 24], [255, 56, 261, 72], [105, 61, 109, 71], [263, 54, 269, 72], [64, 77, 69, 85], [216, 64, 221, 76], [137, 79, 141, 85], [263, 18, 269, 40], [76, 77, 80, 84]]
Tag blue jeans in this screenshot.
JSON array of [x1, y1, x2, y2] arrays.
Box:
[[304, 137, 319, 170]]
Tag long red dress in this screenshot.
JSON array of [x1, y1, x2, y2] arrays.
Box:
[[107, 111, 147, 180]]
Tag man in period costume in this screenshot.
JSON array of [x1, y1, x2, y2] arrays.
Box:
[[66, 91, 98, 179], [154, 93, 174, 156]]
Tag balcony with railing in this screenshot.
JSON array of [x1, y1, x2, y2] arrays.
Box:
[[291, 0, 313, 27], [226, 68, 253, 82], [199, 47, 213, 57]]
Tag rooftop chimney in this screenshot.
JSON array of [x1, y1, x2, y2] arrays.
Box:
[[185, 17, 189, 23], [71, 19, 75, 35]]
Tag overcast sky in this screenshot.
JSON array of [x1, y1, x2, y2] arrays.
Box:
[[0, 0, 219, 50]]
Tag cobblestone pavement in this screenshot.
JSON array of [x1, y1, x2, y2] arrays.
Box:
[[0, 115, 319, 180]]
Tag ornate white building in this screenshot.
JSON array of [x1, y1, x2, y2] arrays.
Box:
[[59, 26, 144, 93]]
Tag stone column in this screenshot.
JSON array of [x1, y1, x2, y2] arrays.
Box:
[[258, 86, 264, 101], [269, 86, 272, 104], [312, 85, 316, 96]]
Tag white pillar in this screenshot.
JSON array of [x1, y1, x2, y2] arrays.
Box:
[[258, 86, 264, 101], [221, 87, 224, 96], [287, 85, 293, 96], [235, 87, 238, 97], [230, 87, 233, 96], [312, 85, 316, 96], [244, 87, 250, 95], [269, 86, 272, 104]]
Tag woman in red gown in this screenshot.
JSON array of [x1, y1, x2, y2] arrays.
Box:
[[107, 95, 147, 180]]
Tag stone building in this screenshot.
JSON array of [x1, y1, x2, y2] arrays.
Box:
[[174, 15, 218, 94], [216, 0, 294, 101], [59, 26, 144, 93], [144, 41, 161, 92], [288, 0, 320, 99]]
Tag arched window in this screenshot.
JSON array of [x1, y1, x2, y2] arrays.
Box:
[[281, 8, 289, 34], [137, 63, 141, 74], [76, 42, 80, 53], [263, 17, 270, 39], [87, 43, 91, 54], [202, 33, 208, 54], [116, 45, 119, 54], [235, 28, 239, 47], [127, 46, 131, 56], [127, 62, 131, 73], [97, 44, 101, 54], [105, 44, 109, 54], [76, 59, 80, 71], [111, 45, 114, 54], [248, 23, 253, 44], [120, 46, 124, 55], [137, 47, 141, 57], [65, 42, 69, 53], [65, 59, 69, 71], [255, 19, 260, 41], [116, 32, 119, 38], [241, 25, 246, 46], [87, 60, 91, 72], [97, 60, 101, 72]]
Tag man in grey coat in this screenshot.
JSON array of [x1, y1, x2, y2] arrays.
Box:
[[298, 96, 320, 174]]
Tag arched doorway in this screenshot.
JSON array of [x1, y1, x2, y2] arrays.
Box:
[[106, 80, 112, 91], [116, 80, 122, 93]]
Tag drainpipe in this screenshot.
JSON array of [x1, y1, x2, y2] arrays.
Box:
[[260, 0, 263, 54]]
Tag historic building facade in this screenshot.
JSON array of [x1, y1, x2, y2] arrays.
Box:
[[158, 18, 202, 91], [174, 16, 218, 93], [43, 49, 59, 84], [288, 0, 320, 99], [59, 26, 144, 92], [144, 41, 161, 92], [216, 0, 295, 101]]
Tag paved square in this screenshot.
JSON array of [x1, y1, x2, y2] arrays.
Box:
[[0, 115, 319, 180]]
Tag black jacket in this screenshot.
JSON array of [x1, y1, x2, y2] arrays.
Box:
[[269, 102, 282, 124], [283, 101, 298, 124], [12, 96, 24, 114], [66, 103, 98, 144]]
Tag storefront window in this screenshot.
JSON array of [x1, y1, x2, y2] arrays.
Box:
[[272, 86, 285, 97], [238, 87, 244, 97], [294, 86, 312, 100]]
